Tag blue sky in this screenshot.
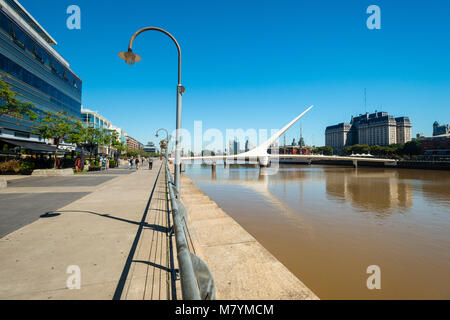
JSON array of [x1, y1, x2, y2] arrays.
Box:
[[20, 0, 450, 148]]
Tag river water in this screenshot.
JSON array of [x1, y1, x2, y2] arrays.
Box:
[[185, 164, 450, 299]]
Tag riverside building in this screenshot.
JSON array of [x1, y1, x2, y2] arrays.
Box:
[[325, 111, 412, 154], [81, 107, 127, 144], [126, 136, 144, 151], [143, 141, 158, 154], [433, 121, 450, 136], [0, 0, 82, 149]]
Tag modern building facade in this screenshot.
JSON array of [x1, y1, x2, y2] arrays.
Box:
[[143, 141, 158, 154], [325, 111, 412, 154], [111, 125, 127, 146], [81, 107, 127, 148], [433, 121, 450, 136], [81, 107, 112, 130], [126, 136, 143, 151], [0, 0, 82, 144]]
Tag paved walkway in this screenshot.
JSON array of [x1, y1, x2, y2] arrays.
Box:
[[0, 160, 173, 300], [119, 166, 172, 300], [0, 171, 129, 238]]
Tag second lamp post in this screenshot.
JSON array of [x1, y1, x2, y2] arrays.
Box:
[[156, 128, 170, 160]]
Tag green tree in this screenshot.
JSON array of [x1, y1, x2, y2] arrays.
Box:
[[110, 131, 126, 153], [0, 77, 37, 121], [101, 129, 113, 147], [368, 145, 384, 156], [312, 146, 333, 155], [66, 120, 87, 170], [84, 126, 104, 160], [66, 120, 86, 147], [342, 143, 419, 159], [33, 111, 75, 168], [403, 140, 422, 156], [126, 148, 139, 158], [342, 144, 370, 156]]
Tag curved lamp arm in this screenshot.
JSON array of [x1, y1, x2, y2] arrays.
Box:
[[128, 27, 181, 85], [156, 128, 170, 143]]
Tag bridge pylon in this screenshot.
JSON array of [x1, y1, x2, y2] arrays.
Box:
[[258, 156, 270, 167]]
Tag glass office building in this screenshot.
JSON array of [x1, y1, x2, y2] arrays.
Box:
[[0, 0, 82, 142], [81, 108, 112, 130], [81, 107, 127, 147]]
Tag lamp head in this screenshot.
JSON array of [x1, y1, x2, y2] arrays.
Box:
[[155, 133, 159, 138], [118, 49, 142, 65]]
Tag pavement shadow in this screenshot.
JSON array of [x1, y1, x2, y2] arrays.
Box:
[[41, 210, 168, 233], [132, 260, 170, 273], [40, 212, 61, 218]]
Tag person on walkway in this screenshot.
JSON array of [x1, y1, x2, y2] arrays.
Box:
[[129, 158, 134, 169], [149, 158, 153, 170], [135, 157, 140, 170]]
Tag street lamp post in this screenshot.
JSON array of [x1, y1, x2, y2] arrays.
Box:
[[119, 27, 184, 195], [156, 128, 170, 159]]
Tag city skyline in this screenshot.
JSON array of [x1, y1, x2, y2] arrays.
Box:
[[17, 0, 450, 146]]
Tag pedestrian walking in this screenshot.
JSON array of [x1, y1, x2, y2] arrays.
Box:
[[129, 158, 134, 169], [149, 158, 153, 170], [135, 157, 140, 170]]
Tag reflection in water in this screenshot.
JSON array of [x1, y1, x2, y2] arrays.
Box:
[[208, 165, 416, 216], [211, 163, 217, 180], [212, 166, 308, 226], [325, 169, 414, 216], [186, 164, 450, 299]]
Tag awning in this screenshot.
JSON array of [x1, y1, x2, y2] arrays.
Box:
[[0, 138, 56, 153]]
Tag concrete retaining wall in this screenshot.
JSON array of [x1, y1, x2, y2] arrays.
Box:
[[180, 175, 319, 300], [32, 169, 74, 176]]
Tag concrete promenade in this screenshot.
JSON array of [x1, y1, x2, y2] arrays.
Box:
[[1, 159, 317, 300], [0, 160, 171, 300], [119, 164, 172, 300], [180, 175, 319, 300]]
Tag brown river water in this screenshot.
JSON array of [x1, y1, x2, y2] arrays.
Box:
[[185, 164, 450, 299]]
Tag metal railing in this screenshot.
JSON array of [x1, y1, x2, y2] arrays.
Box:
[[165, 159, 216, 300]]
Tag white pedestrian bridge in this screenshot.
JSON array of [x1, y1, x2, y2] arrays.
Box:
[[175, 106, 397, 167]]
